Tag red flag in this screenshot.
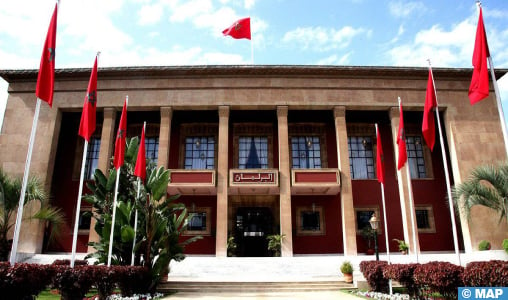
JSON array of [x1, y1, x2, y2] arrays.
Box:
[[468, 7, 490, 105], [36, 3, 58, 107], [222, 17, 251, 40], [397, 100, 407, 170], [376, 125, 385, 184], [113, 99, 127, 169], [422, 69, 437, 151], [78, 56, 98, 142], [134, 124, 146, 181]]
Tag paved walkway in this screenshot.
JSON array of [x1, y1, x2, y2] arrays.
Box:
[[162, 290, 362, 299]]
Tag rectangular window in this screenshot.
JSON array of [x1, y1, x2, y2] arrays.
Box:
[[406, 135, 427, 178], [84, 138, 101, 180], [184, 136, 215, 169], [291, 136, 321, 169], [238, 136, 268, 169], [184, 207, 211, 236], [296, 206, 325, 236], [356, 210, 375, 230], [415, 205, 436, 233], [145, 137, 159, 163], [348, 136, 375, 179]]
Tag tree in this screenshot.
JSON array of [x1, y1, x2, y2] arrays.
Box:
[[0, 169, 64, 261], [453, 162, 508, 225]]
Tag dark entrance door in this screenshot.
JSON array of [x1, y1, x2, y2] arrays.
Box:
[[234, 207, 274, 257]]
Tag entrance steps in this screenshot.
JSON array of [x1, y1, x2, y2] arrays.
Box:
[[158, 280, 351, 293]]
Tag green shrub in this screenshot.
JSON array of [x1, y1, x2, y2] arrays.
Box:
[[52, 265, 94, 300], [340, 261, 353, 274], [0, 263, 55, 299], [502, 239, 508, 254], [478, 240, 491, 250]]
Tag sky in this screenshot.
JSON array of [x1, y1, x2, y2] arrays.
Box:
[[1, 0, 508, 131]]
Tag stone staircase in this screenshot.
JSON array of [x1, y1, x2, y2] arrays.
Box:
[[158, 280, 352, 293]]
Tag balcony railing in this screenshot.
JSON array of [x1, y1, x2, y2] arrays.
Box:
[[229, 169, 279, 195], [291, 168, 341, 195], [167, 169, 216, 195]]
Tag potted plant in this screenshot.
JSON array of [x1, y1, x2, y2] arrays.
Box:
[[266, 234, 285, 257], [478, 240, 491, 251], [340, 261, 354, 283], [227, 236, 237, 257], [393, 238, 409, 254], [360, 227, 376, 255]]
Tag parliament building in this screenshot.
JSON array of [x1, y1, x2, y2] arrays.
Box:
[[0, 65, 507, 258]]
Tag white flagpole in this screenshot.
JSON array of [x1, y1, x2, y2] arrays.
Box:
[[9, 99, 42, 265], [250, 17, 254, 64], [399, 97, 419, 263], [70, 140, 88, 268], [107, 168, 121, 267], [376, 123, 391, 295], [428, 61, 461, 265], [131, 179, 140, 266], [488, 57, 508, 157]]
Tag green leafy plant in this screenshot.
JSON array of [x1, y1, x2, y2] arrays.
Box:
[[393, 238, 409, 253], [0, 169, 65, 261], [360, 227, 376, 250], [340, 261, 353, 274], [227, 236, 237, 257], [478, 240, 491, 251], [266, 233, 285, 257], [503, 239, 508, 254]]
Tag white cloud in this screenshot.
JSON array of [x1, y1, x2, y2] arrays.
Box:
[[316, 52, 352, 65], [244, 0, 256, 10], [389, 1, 426, 18], [282, 26, 369, 52], [168, 0, 213, 23], [138, 3, 164, 25]]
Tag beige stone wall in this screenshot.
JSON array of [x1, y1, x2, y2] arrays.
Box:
[[1, 66, 506, 255]]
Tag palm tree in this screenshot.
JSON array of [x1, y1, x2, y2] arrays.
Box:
[[453, 162, 508, 225], [0, 169, 65, 261]]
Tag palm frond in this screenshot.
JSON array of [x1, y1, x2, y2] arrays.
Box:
[[31, 206, 65, 242]]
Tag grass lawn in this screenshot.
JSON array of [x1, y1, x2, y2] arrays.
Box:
[[36, 288, 101, 300]]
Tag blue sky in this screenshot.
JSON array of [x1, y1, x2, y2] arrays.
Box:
[[1, 0, 508, 130]]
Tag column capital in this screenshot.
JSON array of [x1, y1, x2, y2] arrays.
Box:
[[218, 106, 230, 118], [103, 107, 116, 118], [277, 106, 288, 117], [160, 106, 173, 118], [333, 106, 346, 118]]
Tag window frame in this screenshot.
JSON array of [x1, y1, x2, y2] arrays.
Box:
[[404, 124, 434, 179], [77, 206, 92, 234], [354, 206, 383, 234], [183, 207, 212, 236], [232, 123, 274, 169], [179, 124, 218, 169], [415, 204, 436, 233], [289, 123, 328, 169], [347, 124, 378, 180], [295, 206, 325, 236]]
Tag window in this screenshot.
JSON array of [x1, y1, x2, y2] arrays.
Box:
[[415, 205, 436, 233], [77, 208, 92, 233], [184, 207, 211, 235], [406, 135, 427, 179], [84, 137, 101, 180], [348, 136, 375, 179], [296, 206, 325, 235], [145, 137, 159, 163], [354, 207, 382, 233], [291, 136, 321, 169], [238, 136, 268, 169], [184, 136, 215, 169]]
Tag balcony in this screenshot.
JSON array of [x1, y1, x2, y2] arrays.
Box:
[[167, 169, 216, 195], [229, 169, 279, 195], [291, 168, 341, 195]]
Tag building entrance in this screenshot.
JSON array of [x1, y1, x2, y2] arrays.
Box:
[[234, 207, 274, 257]]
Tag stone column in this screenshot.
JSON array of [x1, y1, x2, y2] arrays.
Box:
[[216, 106, 229, 257], [389, 107, 420, 254], [157, 107, 172, 168], [333, 106, 357, 256], [88, 108, 116, 250], [277, 106, 293, 257]]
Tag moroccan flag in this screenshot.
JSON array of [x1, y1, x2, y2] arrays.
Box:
[[113, 99, 127, 169], [134, 124, 146, 181], [78, 55, 98, 142], [422, 69, 437, 151], [397, 100, 407, 170], [468, 7, 490, 105], [36, 3, 58, 107], [222, 17, 251, 40], [376, 124, 385, 184]]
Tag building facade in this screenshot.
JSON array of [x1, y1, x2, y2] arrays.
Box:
[[0, 65, 507, 258]]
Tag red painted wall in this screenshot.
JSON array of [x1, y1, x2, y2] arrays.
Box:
[[177, 196, 217, 255], [292, 194, 343, 254]]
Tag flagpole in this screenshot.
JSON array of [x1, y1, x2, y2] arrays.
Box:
[[131, 179, 140, 266], [70, 141, 88, 268], [250, 17, 254, 64], [107, 167, 121, 267], [428, 61, 461, 265], [487, 57, 508, 157], [9, 99, 42, 265], [399, 97, 419, 263]]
